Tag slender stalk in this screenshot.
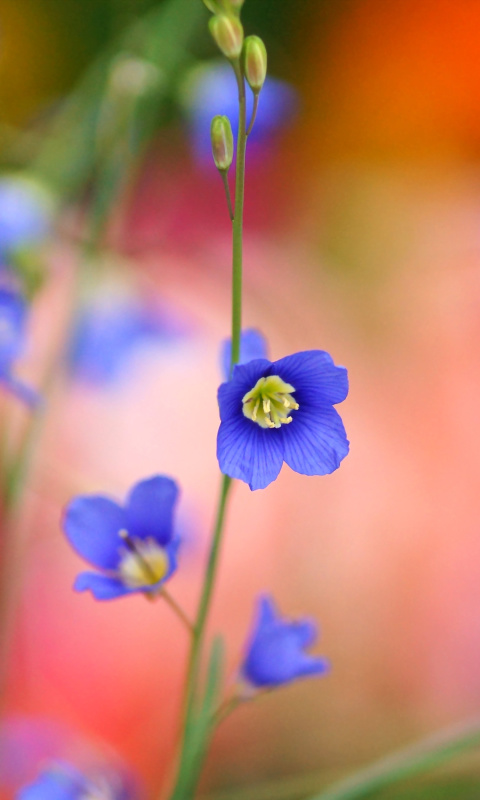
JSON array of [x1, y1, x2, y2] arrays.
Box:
[[159, 588, 195, 635], [246, 93, 259, 137], [220, 171, 235, 222], [168, 57, 248, 800], [230, 61, 247, 370], [179, 473, 231, 729]]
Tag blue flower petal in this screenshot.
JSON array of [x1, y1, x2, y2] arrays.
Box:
[[68, 300, 181, 386], [291, 619, 318, 647], [0, 287, 27, 368], [273, 350, 349, 406], [1, 374, 40, 406], [163, 537, 180, 582], [217, 414, 283, 491], [17, 763, 85, 800], [74, 571, 134, 600], [63, 496, 127, 570], [280, 404, 349, 476], [257, 594, 278, 626], [0, 177, 50, 256], [220, 329, 269, 380], [217, 358, 271, 422], [242, 595, 329, 688], [125, 476, 179, 545]]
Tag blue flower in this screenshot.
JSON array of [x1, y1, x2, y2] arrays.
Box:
[[0, 176, 51, 258], [242, 595, 329, 688], [0, 287, 38, 405], [68, 298, 185, 387], [220, 328, 268, 380], [63, 476, 181, 601], [17, 762, 132, 800], [182, 62, 298, 164], [217, 348, 349, 490]]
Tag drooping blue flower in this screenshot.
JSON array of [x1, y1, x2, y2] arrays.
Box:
[[68, 298, 185, 387], [220, 328, 268, 380], [242, 595, 329, 688], [0, 176, 51, 258], [217, 348, 349, 490], [182, 62, 298, 164], [63, 476, 181, 601], [0, 287, 38, 406], [17, 761, 132, 800]]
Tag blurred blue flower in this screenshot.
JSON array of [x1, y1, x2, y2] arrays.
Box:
[[0, 177, 51, 258], [217, 349, 349, 490], [68, 299, 184, 386], [182, 62, 298, 164], [0, 287, 38, 406], [242, 595, 329, 688], [220, 328, 268, 380], [63, 476, 181, 601], [17, 761, 132, 800]]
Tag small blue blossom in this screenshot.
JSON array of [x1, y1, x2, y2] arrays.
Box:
[[182, 62, 298, 164], [220, 328, 268, 380], [217, 348, 349, 490], [17, 762, 132, 800], [0, 287, 38, 406], [63, 476, 181, 601], [0, 176, 51, 258], [68, 299, 184, 387], [242, 595, 329, 688]]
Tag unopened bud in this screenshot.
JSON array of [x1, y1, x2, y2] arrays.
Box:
[[243, 36, 267, 93], [209, 14, 244, 59], [210, 115, 234, 171]]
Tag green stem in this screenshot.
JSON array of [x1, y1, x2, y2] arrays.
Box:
[[158, 588, 195, 635], [246, 93, 259, 137], [179, 473, 231, 733], [220, 171, 235, 222], [168, 56, 248, 800], [230, 60, 247, 372]]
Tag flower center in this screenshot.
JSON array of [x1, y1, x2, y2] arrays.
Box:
[[118, 530, 169, 588], [242, 375, 299, 429], [81, 789, 113, 800]]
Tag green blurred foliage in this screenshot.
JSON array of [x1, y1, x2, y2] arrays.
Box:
[[373, 776, 480, 799]]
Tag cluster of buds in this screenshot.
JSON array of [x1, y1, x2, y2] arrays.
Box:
[[206, 0, 268, 176]]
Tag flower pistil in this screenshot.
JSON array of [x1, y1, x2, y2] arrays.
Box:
[[117, 530, 169, 589], [242, 374, 299, 429]]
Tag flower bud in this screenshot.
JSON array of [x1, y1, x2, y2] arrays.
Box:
[[210, 115, 234, 171], [243, 36, 267, 93], [209, 14, 244, 60]]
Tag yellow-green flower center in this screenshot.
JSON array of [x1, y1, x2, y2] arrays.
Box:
[[242, 375, 299, 429], [118, 531, 169, 588]]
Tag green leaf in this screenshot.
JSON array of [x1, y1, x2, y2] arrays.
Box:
[[305, 717, 480, 800]]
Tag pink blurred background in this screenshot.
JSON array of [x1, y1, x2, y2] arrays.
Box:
[[2, 0, 480, 796]]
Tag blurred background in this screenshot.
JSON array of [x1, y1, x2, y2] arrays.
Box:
[[1, 0, 480, 797]]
